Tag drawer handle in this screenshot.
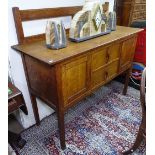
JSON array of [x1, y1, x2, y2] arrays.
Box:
[[9, 99, 17, 106], [105, 71, 108, 80]]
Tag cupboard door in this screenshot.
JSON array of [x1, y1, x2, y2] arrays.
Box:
[[62, 55, 89, 107], [120, 37, 137, 71]]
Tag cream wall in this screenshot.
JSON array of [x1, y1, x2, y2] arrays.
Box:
[[8, 0, 114, 128]]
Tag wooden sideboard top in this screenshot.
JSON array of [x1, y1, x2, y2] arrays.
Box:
[[12, 26, 142, 66]]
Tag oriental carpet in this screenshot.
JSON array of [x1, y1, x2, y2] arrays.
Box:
[[14, 81, 145, 155]]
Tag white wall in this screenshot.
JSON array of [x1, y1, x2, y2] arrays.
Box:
[[8, 0, 114, 128]]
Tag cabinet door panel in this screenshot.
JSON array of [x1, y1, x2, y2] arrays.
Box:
[[62, 56, 89, 106], [120, 37, 136, 71]]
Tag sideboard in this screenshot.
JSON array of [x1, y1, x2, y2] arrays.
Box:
[[12, 6, 142, 149]]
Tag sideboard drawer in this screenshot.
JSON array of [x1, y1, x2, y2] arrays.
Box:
[[104, 60, 119, 81], [91, 67, 105, 87], [92, 42, 120, 71], [91, 60, 119, 88], [107, 43, 120, 63], [92, 47, 108, 70], [8, 95, 23, 114]]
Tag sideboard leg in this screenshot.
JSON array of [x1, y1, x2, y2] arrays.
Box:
[[123, 67, 132, 95], [57, 110, 66, 150], [30, 94, 40, 126]]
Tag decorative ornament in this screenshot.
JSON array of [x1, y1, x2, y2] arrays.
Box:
[[92, 5, 102, 31], [45, 20, 67, 50], [69, 1, 114, 42]]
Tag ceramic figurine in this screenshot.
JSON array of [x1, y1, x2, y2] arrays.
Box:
[[109, 0, 116, 31], [45, 20, 67, 50], [69, 0, 111, 42], [108, 12, 116, 31]]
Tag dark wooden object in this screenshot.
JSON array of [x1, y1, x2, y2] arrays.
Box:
[[116, 0, 123, 25], [8, 82, 28, 149], [8, 82, 28, 115], [123, 68, 146, 154], [116, 0, 146, 26], [11, 6, 142, 149]]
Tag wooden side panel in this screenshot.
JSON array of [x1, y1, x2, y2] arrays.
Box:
[[61, 55, 90, 107], [24, 55, 58, 106], [120, 37, 137, 72]]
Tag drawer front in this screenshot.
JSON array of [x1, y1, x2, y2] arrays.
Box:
[[91, 68, 105, 87], [62, 55, 90, 107], [91, 60, 119, 88], [92, 47, 108, 71], [107, 43, 120, 62], [8, 95, 23, 114], [92, 42, 120, 71], [104, 60, 119, 81]]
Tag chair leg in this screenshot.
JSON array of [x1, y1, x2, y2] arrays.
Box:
[[122, 125, 144, 155]]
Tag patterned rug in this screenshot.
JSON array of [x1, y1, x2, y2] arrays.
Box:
[[15, 81, 145, 155]]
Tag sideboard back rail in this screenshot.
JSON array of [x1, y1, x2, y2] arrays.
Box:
[[12, 4, 109, 44], [12, 6, 82, 44]]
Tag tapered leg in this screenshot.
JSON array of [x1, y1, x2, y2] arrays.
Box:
[[123, 68, 132, 95], [57, 109, 66, 150], [30, 94, 40, 125]]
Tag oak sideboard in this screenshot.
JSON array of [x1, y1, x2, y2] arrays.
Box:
[[12, 6, 142, 149]]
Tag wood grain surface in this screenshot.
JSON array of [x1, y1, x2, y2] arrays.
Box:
[[12, 26, 142, 66]]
